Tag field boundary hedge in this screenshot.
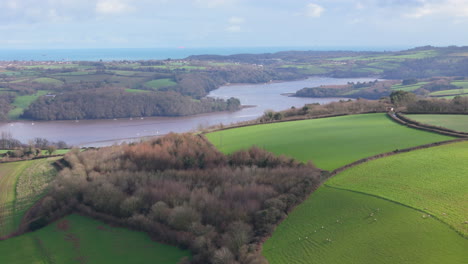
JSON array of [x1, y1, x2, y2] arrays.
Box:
[[0, 154, 64, 165], [330, 138, 467, 177]]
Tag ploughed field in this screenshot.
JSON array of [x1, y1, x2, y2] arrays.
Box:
[[404, 114, 468, 133], [0, 214, 190, 264], [207, 113, 466, 264], [206, 113, 454, 171]]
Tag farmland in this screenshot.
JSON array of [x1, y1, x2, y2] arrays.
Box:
[[144, 78, 177, 90], [0, 158, 58, 237], [327, 141, 468, 235], [404, 114, 468, 132], [263, 187, 468, 264], [206, 113, 453, 171], [8, 91, 50, 119], [0, 214, 190, 264]]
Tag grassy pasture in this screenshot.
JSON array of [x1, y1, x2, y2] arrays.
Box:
[[8, 90, 49, 119], [430, 88, 468, 96], [263, 187, 468, 264], [391, 82, 428, 91], [327, 141, 468, 236], [404, 114, 468, 133], [125, 88, 150, 93], [52, 71, 91, 76], [280, 65, 329, 75], [32, 77, 63, 86], [144, 78, 177, 90], [0, 214, 190, 264], [0, 161, 31, 237], [452, 80, 468, 88], [206, 113, 453, 171], [0, 158, 58, 237]]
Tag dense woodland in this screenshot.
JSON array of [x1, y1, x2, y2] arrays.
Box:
[[406, 96, 468, 113], [22, 89, 240, 120], [31, 134, 323, 264], [0, 94, 13, 121]]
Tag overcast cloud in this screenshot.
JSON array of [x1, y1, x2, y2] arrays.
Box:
[[0, 0, 467, 49]]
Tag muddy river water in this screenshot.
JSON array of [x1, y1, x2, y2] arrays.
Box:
[[0, 77, 375, 147]]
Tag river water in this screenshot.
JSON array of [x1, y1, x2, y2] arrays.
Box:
[[0, 77, 375, 147]]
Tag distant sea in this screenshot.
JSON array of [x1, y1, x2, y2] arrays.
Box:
[[0, 46, 409, 61]]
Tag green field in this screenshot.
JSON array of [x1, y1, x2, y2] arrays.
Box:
[[206, 113, 454, 171], [0, 214, 190, 264], [0, 159, 58, 237], [327, 141, 468, 236], [452, 80, 468, 88], [404, 114, 468, 133], [430, 88, 468, 96], [8, 90, 49, 119], [125, 88, 150, 93], [32, 77, 64, 86], [391, 82, 428, 91], [144, 78, 177, 90], [263, 187, 468, 264]]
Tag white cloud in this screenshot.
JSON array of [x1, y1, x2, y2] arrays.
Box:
[[229, 16, 245, 24], [226, 16, 245, 33], [305, 3, 324, 17], [194, 0, 235, 8], [355, 2, 365, 10], [96, 0, 133, 15], [406, 0, 468, 18], [226, 25, 241, 32]]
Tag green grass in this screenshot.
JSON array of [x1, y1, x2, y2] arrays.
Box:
[[144, 78, 177, 90], [452, 80, 468, 88], [391, 82, 428, 91], [125, 88, 150, 93], [0, 161, 31, 236], [206, 113, 454, 171], [8, 90, 49, 119], [280, 65, 329, 75], [32, 77, 64, 86], [430, 89, 468, 96], [327, 141, 468, 236], [263, 187, 468, 264], [52, 71, 90, 76], [404, 114, 468, 133], [0, 214, 190, 264], [0, 158, 58, 237]]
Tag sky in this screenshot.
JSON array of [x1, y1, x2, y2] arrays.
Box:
[[1, 0, 468, 49]]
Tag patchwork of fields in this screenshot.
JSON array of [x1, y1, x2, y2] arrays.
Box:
[[0, 214, 190, 264], [207, 113, 467, 264], [206, 113, 454, 171]]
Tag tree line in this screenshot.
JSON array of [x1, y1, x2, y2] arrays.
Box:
[[22, 89, 240, 121]]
